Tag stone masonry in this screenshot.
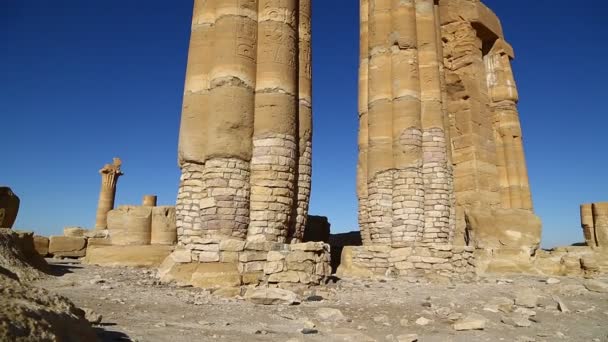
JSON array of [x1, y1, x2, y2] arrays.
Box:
[[355, 0, 542, 277], [175, 0, 325, 286], [357, 0, 540, 266]]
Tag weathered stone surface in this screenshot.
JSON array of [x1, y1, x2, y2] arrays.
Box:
[[83, 245, 172, 267], [151, 206, 177, 245], [453, 313, 487, 331], [315, 308, 346, 322], [244, 288, 298, 305], [63, 227, 87, 238], [33, 235, 49, 256], [49, 236, 87, 258], [107, 205, 152, 246], [466, 208, 542, 251], [190, 263, 241, 289], [0, 187, 19, 229], [584, 279, 608, 293]]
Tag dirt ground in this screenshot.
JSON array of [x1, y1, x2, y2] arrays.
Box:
[[35, 259, 608, 342]]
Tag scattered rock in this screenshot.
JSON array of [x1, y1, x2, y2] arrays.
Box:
[[300, 328, 318, 334], [545, 278, 561, 285], [502, 314, 532, 328], [315, 308, 347, 322], [553, 296, 569, 313], [485, 296, 515, 313], [415, 317, 431, 326], [244, 288, 298, 305], [372, 314, 390, 325], [515, 289, 538, 308], [396, 334, 419, 342], [584, 280, 608, 293], [83, 308, 103, 325], [453, 313, 487, 331], [399, 318, 409, 327]]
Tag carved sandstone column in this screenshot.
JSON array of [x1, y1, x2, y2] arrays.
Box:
[[95, 158, 123, 230], [359, 0, 454, 247], [177, 0, 310, 250], [291, 0, 313, 243], [485, 39, 533, 211], [416, 0, 453, 244], [357, 0, 372, 245]]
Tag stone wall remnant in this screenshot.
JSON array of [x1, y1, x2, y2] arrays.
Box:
[[107, 206, 152, 246], [94, 158, 123, 230]]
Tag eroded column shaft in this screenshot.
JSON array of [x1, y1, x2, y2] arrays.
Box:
[[416, 0, 453, 245], [367, 0, 394, 245], [390, 0, 424, 247], [248, 0, 299, 243], [95, 159, 123, 230], [592, 203, 608, 248], [291, 0, 313, 243], [581, 203, 596, 247], [357, 0, 372, 245]]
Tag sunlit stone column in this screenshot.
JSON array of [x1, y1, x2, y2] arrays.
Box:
[[247, 0, 299, 243], [143, 195, 157, 207], [580, 203, 596, 247], [416, 0, 454, 244], [95, 158, 123, 230], [291, 0, 313, 243], [357, 0, 372, 245]]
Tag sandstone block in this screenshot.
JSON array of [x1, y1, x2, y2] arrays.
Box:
[[190, 263, 241, 288], [453, 313, 487, 331], [151, 206, 177, 245], [0, 187, 20, 229], [268, 271, 300, 283], [244, 288, 298, 305], [84, 245, 173, 268], [33, 235, 49, 256], [466, 207, 541, 251], [49, 236, 87, 258], [289, 242, 327, 252], [219, 239, 245, 252], [63, 227, 87, 237], [107, 206, 152, 246]]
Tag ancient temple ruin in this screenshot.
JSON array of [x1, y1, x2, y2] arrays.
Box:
[[94, 158, 123, 230]]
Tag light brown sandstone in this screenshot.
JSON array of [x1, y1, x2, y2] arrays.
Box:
[[84, 245, 173, 268], [176, 0, 315, 269], [107, 206, 152, 246], [33, 236, 49, 256], [151, 206, 177, 245], [49, 236, 87, 258], [142, 195, 157, 207], [94, 158, 123, 230]]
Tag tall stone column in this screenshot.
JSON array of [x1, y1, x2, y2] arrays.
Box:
[[357, 0, 372, 245], [359, 0, 454, 247], [248, 0, 299, 243], [485, 39, 533, 210], [177, 0, 310, 252], [291, 0, 313, 243], [95, 158, 123, 230], [416, 0, 453, 244], [390, 0, 424, 247]]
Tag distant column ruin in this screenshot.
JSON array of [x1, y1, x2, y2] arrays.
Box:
[[94, 158, 123, 230], [582, 202, 608, 248], [142, 195, 157, 207]]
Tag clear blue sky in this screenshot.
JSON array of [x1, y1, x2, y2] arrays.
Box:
[[2, 0, 606, 248]]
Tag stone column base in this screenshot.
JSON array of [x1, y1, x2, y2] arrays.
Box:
[[336, 244, 476, 280], [158, 241, 331, 289]]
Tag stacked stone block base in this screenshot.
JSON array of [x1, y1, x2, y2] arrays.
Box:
[[158, 241, 331, 288], [337, 244, 475, 280]]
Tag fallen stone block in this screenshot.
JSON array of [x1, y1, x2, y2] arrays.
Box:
[[63, 227, 87, 238], [83, 245, 173, 267], [453, 313, 487, 331], [245, 288, 299, 305], [49, 236, 87, 258], [33, 235, 49, 257]]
